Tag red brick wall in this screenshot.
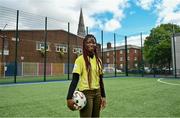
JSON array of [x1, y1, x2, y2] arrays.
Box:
[[1, 30, 83, 63], [103, 47, 141, 70]]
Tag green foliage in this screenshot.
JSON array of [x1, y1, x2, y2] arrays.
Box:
[[76, 51, 82, 57], [58, 50, 64, 57], [144, 23, 180, 68], [39, 48, 46, 56], [39, 47, 50, 57]]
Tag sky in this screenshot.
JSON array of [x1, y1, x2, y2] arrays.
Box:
[[0, 0, 180, 47]]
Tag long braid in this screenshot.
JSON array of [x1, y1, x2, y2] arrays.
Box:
[[83, 39, 91, 88], [83, 34, 102, 89], [94, 48, 103, 75]]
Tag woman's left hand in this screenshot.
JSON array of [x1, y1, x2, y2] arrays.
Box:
[[100, 97, 106, 110]]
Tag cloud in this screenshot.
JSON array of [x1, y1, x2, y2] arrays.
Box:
[[103, 33, 149, 47], [155, 0, 180, 25], [1, 0, 180, 34], [135, 0, 180, 29], [83, 0, 129, 32], [136, 0, 155, 10], [104, 19, 121, 31], [124, 34, 148, 46], [0, 0, 129, 33]]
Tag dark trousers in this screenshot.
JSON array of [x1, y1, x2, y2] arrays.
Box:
[[80, 89, 101, 118]]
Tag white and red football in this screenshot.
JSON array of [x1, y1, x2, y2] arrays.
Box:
[[72, 91, 87, 110]]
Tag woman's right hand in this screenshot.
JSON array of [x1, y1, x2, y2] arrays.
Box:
[[100, 97, 106, 110], [67, 99, 76, 111]]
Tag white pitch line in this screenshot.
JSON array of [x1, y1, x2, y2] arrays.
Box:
[[157, 78, 180, 86]]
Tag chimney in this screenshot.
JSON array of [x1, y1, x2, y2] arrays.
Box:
[[107, 42, 111, 49]]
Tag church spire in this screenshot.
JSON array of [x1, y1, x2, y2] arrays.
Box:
[[77, 8, 86, 37]]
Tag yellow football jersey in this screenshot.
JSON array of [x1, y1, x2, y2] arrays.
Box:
[[72, 55, 102, 91]]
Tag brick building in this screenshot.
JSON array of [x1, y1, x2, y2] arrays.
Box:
[[0, 30, 84, 63], [0, 8, 88, 76], [0, 30, 85, 76], [103, 42, 142, 71]]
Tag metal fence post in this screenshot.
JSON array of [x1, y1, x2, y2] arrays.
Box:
[[14, 10, 19, 83], [140, 32, 144, 77], [68, 22, 70, 80], [172, 26, 177, 78], [44, 17, 47, 82], [114, 33, 117, 77], [86, 26, 88, 35], [0, 24, 7, 78], [125, 36, 128, 76]]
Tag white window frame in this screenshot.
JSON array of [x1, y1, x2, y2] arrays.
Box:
[[120, 57, 123, 61], [134, 49, 137, 54], [120, 50, 123, 54], [55, 44, 67, 53], [134, 57, 137, 61], [127, 49, 130, 54], [113, 51, 115, 55], [134, 63, 138, 67], [120, 64, 123, 68], [36, 42, 50, 51], [107, 58, 109, 63], [12, 37, 20, 41], [106, 52, 109, 56], [73, 47, 82, 54]]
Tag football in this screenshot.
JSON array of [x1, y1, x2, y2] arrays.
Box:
[[72, 91, 87, 110]]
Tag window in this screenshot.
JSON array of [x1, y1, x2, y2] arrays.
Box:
[[106, 52, 109, 56], [73, 47, 82, 54], [55, 44, 67, 53], [127, 49, 130, 54], [134, 49, 137, 54], [134, 57, 137, 61], [113, 51, 115, 55], [120, 57, 123, 61], [12, 37, 20, 41], [36, 42, 50, 51], [120, 64, 123, 68], [134, 63, 138, 67], [120, 50, 123, 54], [128, 56, 130, 60], [107, 58, 109, 63]]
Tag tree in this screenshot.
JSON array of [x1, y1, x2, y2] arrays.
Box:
[[144, 23, 180, 71]]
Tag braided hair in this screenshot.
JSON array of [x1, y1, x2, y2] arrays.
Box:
[[83, 34, 102, 88]]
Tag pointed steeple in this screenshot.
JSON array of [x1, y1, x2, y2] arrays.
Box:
[[77, 8, 86, 37]]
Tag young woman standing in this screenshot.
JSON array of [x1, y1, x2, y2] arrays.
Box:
[[66, 34, 106, 117]]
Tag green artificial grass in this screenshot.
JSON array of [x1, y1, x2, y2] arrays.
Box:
[[0, 75, 70, 84], [0, 77, 180, 117]]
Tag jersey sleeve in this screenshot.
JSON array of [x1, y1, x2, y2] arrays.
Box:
[[72, 57, 82, 75]]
